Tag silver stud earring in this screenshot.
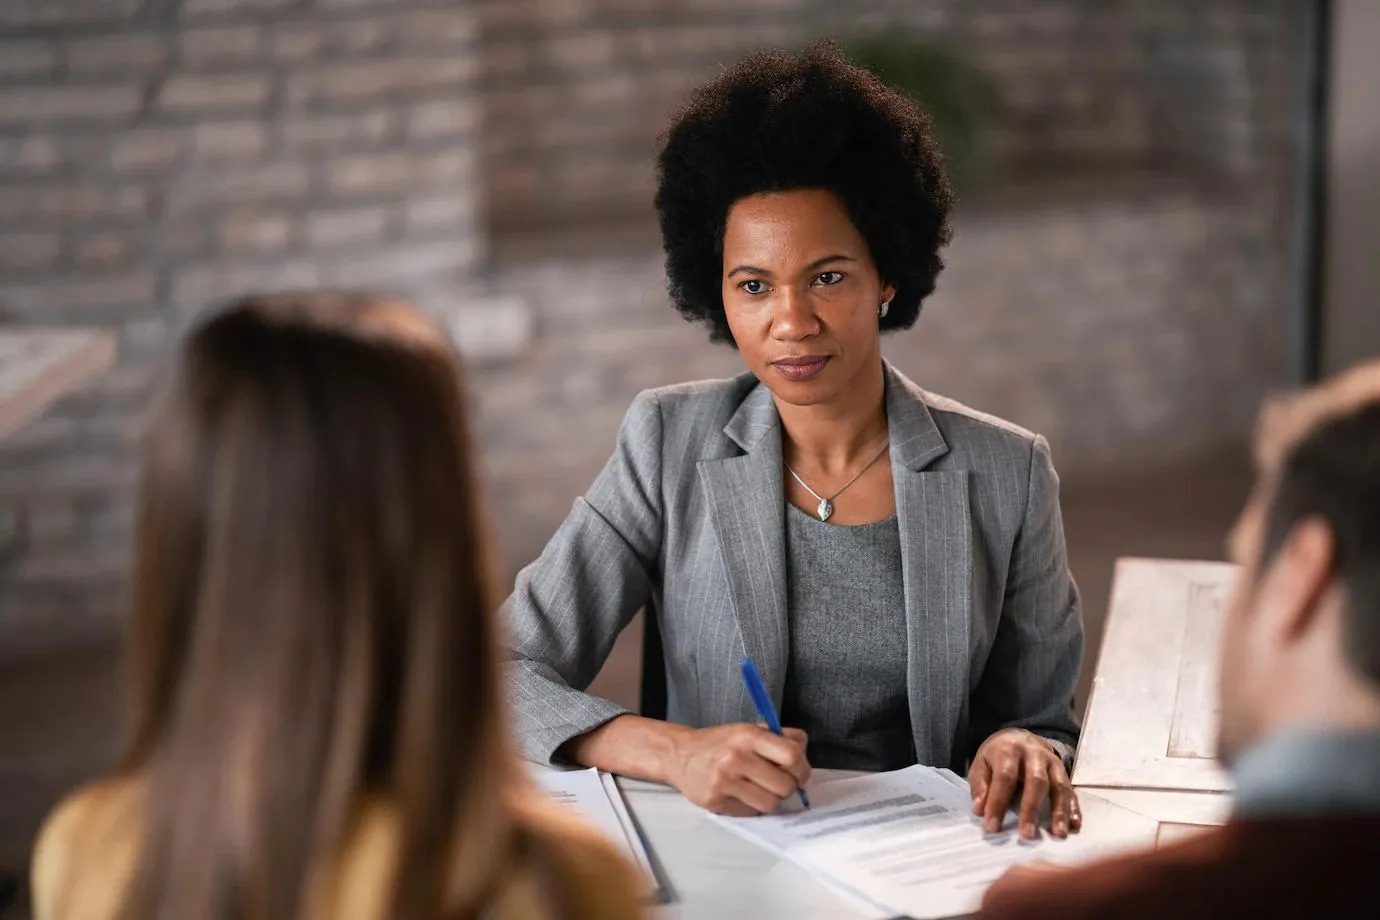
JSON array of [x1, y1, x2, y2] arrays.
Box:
[[879, 300, 890, 319]]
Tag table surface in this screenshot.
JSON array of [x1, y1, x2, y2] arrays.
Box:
[[619, 556, 1244, 917], [1074, 557, 1238, 794], [0, 329, 116, 441], [620, 770, 1182, 920]]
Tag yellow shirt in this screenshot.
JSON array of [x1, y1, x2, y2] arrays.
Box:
[[31, 778, 644, 920]]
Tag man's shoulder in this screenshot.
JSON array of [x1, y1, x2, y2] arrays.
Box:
[[979, 827, 1230, 919], [979, 820, 1380, 920]]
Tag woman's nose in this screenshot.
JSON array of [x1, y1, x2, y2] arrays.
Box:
[[770, 287, 821, 340]]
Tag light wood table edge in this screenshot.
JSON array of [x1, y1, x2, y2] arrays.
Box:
[[0, 330, 117, 440], [1075, 785, 1231, 827], [1072, 557, 1237, 792]]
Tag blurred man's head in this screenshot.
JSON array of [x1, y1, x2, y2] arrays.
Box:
[[1217, 361, 1380, 766]]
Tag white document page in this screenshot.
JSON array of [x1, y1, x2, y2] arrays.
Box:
[[531, 766, 663, 900], [598, 771, 662, 897], [713, 765, 1104, 920]]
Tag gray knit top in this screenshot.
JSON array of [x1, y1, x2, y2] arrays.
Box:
[[779, 503, 915, 772]]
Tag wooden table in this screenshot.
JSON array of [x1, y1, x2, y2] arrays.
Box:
[[0, 329, 116, 440], [602, 558, 1244, 917], [621, 771, 1186, 919], [1072, 557, 1240, 840]]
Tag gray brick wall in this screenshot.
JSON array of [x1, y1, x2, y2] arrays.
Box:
[[0, 0, 483, 655], [0, 0, 1311, 657], [476, 0, 805, 235], [479, 0, 1308, 232]]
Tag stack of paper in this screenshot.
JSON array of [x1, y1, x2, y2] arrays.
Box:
[[531, 765, 666, 903], [713, 765, 1108, 920]]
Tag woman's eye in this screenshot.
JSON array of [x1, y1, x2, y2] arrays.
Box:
[[739, 279, 768, 295], [815, 271, 845, 286]]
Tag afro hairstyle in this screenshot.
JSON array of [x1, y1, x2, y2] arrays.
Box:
[[654, 40, 955, 344]]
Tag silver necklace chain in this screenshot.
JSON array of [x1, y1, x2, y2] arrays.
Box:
[[785, 440, 890, 522]]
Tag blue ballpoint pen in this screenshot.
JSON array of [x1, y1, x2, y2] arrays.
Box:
[[740, 657, 811, 809]]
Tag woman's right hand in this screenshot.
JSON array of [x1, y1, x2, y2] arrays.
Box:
[[664, 724, 811, 816]]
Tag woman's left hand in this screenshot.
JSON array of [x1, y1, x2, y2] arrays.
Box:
[[969, 728, 1081, 840]]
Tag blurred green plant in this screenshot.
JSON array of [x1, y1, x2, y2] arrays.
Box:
[[831, 34, 1002, 193]]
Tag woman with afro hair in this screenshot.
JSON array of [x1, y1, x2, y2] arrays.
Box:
[[504, 42, 1084, 840]]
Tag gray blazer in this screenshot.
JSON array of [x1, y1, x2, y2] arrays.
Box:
[[504, 363, 1083, 771]]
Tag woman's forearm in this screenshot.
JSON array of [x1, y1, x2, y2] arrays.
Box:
[[560, 714, 691, 785]]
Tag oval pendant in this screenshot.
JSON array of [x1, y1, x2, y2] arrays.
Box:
[[817, 499, 833, 522]]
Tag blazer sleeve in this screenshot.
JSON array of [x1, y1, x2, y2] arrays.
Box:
[[503, 390, 665, 765], [968, 435, 1084, 768]]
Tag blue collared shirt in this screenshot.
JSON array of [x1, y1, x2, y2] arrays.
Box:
[[1231, 728, 1380, 819]]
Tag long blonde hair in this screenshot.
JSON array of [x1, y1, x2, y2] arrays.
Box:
[[120, 292, 518, 919]]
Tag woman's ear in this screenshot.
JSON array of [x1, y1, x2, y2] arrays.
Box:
[[880, 282, 897, 306]]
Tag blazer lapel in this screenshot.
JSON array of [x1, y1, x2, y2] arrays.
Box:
[[697, 385, 790, 714], [886, 364, 973, 768]]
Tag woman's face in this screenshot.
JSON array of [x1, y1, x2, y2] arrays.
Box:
[[721, 189, 894, 408]]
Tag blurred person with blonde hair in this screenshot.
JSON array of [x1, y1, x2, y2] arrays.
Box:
[[978, 359, 1380, 920], [30, 293, 643, 920]]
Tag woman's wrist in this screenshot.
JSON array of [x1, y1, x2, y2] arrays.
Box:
[[652, 722, 693, 787], [564, 714, 692, 788]]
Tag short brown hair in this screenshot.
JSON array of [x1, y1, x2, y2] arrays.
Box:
[[1258, 361, 1380, 689]]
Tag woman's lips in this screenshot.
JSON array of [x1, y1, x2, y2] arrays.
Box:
[[770, 356, 830, 381]]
